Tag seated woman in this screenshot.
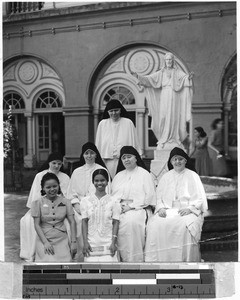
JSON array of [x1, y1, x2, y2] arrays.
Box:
[[31, 172, 77, 262], [81, 169, 121, 262], [67, 142, 111, 260], [145, 147, 208, 262], [20, 152, 70, 261], [111, 146, 156, 262]]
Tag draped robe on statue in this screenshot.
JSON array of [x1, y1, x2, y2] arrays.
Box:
[[137, 67, 193, 148], [145, 168, 208, 262]]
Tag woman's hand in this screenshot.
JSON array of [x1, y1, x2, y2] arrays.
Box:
[[178, 208, 192, 216], [70, 242, 77, 259], [44, 241, 55, 255], [121, 204, 132, 214], [73, 203, 81, 214], [158, 208, 167, 218], [109, 242, 117, 257], [83, 242, 92, 257]]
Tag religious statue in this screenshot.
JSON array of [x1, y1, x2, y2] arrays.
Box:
[[132, 52, 194, 149]]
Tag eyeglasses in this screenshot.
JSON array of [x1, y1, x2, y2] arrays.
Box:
[[171, 156, 186, 163]]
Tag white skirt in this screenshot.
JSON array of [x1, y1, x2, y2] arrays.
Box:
[[145, 211, 202, 262], [118, 209, 147, 262]]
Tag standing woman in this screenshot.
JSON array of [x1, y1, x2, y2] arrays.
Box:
[[111, 146, 156, 262], [67, 142, 111, 259], [208, 119, 228, 176], [31, 172, 77, 262], [145, 147, 208, 262], [189, 127, 211, 176], [95, 100, 142, 178], [20, 153, 70, 261]]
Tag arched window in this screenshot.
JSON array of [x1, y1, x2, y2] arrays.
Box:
[[102, 86, 135, 106], [35, 91, 62, 109], [101, 85, 136, 124], [3, 92, 25, 110]]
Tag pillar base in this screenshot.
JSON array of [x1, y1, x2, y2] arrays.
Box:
[[24, 154, 36, 169]]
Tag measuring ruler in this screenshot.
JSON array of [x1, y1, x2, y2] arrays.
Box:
[[23, 263, 215, 298]]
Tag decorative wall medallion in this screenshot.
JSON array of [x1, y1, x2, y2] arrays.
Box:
[[18, 61, 38, 84], [125, 49, 160, 76]]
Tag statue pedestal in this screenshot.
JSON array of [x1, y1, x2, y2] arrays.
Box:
[[150, 141, 185, 186]]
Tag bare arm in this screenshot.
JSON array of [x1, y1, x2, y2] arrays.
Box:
[[189, 142, 196, 157], [33, 217, 54, 255], [200, 136, 208, 147], [82, 218, 92, 257], [109, 219, 119, 256], [67, 214, 77, 258]]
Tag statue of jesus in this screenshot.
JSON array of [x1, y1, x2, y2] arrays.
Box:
[[132, 52, 194, 149]]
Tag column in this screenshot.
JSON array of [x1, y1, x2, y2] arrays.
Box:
[[136, 109, 145, 156], [2, 2, 9, 16], [93, 111, 99, 141], [24, 113, 35, 168], [223, 85, 233, 156]]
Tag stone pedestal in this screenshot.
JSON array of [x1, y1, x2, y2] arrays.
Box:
[[150, 150, 170, 186], [150, 141, 185, 186]]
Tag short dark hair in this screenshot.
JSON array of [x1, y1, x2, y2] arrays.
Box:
[[194, 126, 207, 137], [211, 118, 222, 130], [92, 169, 109, 183], [40, 172, 61, 196]]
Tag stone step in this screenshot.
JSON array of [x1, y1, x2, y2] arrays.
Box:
[[200, 239, 238, 251]]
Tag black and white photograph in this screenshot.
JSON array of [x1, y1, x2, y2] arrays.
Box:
[[0, 0, 239, 298]]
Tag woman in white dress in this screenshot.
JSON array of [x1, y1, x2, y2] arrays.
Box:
[[67, 142, 111, 260], [95, 100, 142, 178], [20, 153, 70, 261], [145, 147, 208, 262], [111, 146, 156, 262], [81, 169, 121, 262]]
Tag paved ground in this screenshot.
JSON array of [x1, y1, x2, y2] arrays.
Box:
[[3, 191, 238, 263]]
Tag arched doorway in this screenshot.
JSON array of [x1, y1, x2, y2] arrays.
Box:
[[221, 53, 237, 160], [92, 45, 190, 158], [3, 57, 66, 167]]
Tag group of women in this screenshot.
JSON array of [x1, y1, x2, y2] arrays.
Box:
[[20, 99, 209, 263]]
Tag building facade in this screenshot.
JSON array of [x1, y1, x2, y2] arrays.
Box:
[[2, 1, 237, 168]]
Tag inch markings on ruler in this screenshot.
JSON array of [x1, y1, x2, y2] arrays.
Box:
[[22, 264, 216, 298]]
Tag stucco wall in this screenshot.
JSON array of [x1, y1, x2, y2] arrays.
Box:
[[3, 1, 236, 157]]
